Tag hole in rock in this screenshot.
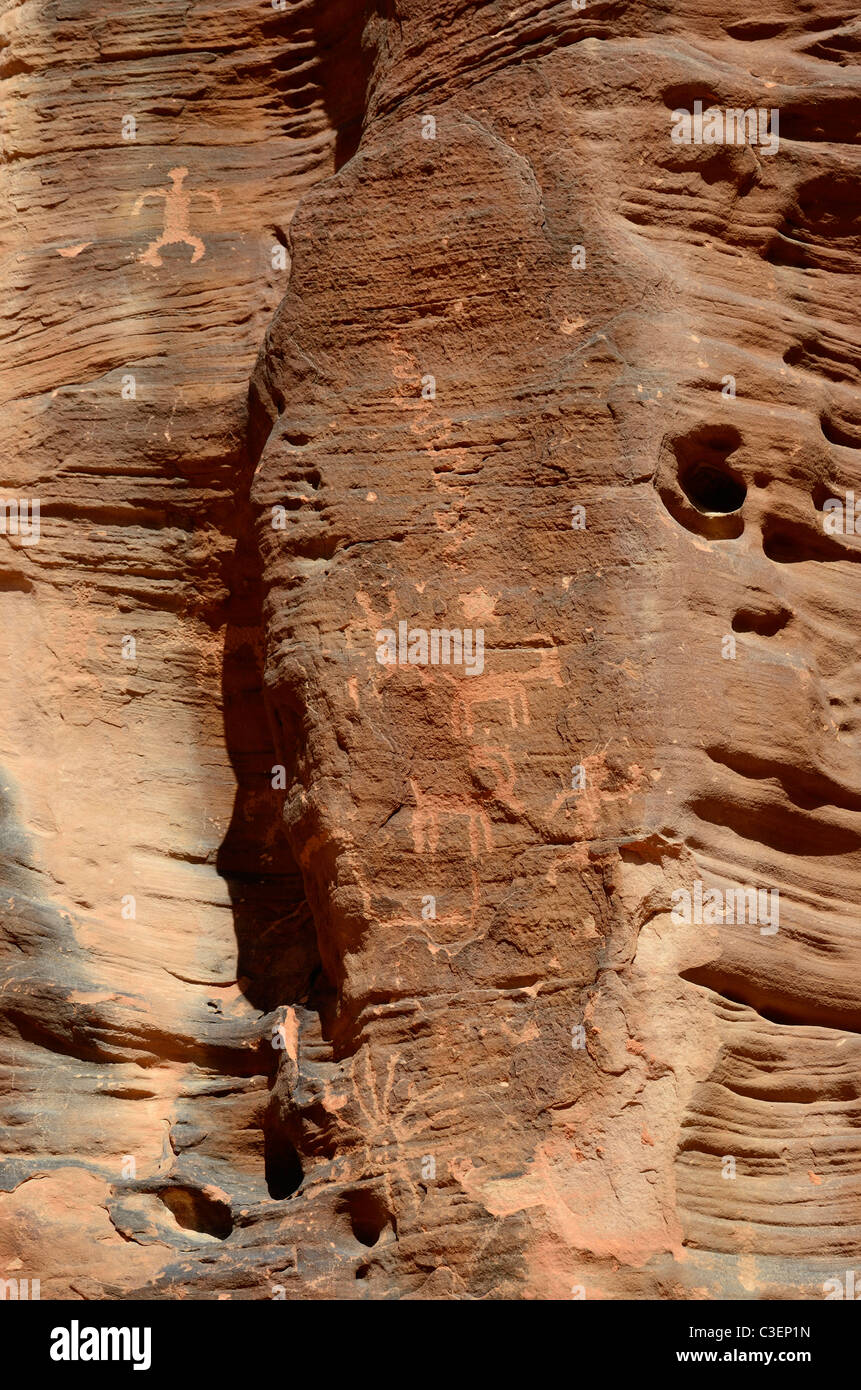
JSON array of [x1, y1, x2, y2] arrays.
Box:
[[801, 13, 855, 33], [725, 20, 787, 39], [681, 462, 747, 514], [158, 1185, 233, 1239], [780, 99, 861, 144], [656, 425, 746, 538], [661, 83, 721, 113], [804, 31, 861, 62], [263, 1109, 304, 1200], [761, 519, 859, 565], [821, 411, 861, 448], [731, 606, 791, 636], [341, 1188, 393, 1247]]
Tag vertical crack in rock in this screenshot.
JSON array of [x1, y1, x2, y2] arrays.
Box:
[[1, 0, 860, 1301]]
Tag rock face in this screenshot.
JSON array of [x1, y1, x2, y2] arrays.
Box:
[[1, 0, 860, 1300]]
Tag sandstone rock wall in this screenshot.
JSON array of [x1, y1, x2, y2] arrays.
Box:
[[1, 0, 859, 1299]]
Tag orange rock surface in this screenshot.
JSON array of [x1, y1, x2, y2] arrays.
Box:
[[1, 0, 859, 1299]]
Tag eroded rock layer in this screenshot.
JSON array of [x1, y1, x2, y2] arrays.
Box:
[[1, 0, 860, 1299]]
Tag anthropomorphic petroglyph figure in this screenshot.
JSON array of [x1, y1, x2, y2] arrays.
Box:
[[132, 167, 221, 266]]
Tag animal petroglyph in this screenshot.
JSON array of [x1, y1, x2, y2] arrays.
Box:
[[133, 167, 222, 267], [409, 777, 493, 859]]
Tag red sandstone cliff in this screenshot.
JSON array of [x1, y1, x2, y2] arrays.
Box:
[[1, 0, 860, 1300]]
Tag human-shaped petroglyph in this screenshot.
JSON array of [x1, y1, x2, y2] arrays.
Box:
[[132, 167, 221, 267]]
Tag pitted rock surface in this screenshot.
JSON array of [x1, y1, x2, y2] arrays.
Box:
[[1, 0, 860, 1299]]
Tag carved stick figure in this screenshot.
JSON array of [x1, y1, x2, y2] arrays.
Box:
[[132, 167, 221, 266]]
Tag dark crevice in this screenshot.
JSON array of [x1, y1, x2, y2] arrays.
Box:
[[804, 32, 861, 63], [158, 1185, 234, 1239], [681, 462, 746, 515], [339, 1187, 395, 1246], [0, 569, 33, 593], [779, 99, 861, 144], [680, 966, 861, 1036], [724, 20, 787, 40], [731, 606, 791, 636], [705, 745, 861, 816], [216, 443, 322, 1017], [688, 790, 861, 855], [783, 338, 860, 384], [262, 1102, 304, 1200], [821, 409, 861, 448], [762, 516, 861, 564], [311, 0, 378, 169], [655, 424, 746, 539]]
